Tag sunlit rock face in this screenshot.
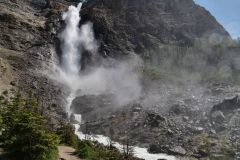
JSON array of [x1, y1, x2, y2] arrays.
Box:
[[0, 0, 74, 127], [81, 0, 229, 57], [1, 0, 240, 159]]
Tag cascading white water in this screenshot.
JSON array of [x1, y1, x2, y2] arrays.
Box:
[[74, 124, 177, 160], [60, 3, 83, 75], [74, 114, 82, 123], [55, 2, 84, 118], [53, 1, 177, 160]]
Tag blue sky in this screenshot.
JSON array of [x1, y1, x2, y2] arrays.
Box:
[[194, 0, 240, 39]]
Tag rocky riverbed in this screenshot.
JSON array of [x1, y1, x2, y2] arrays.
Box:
[[73, 82, 240, 159]]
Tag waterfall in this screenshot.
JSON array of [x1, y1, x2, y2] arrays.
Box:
[[52, 1, 177, 160], [74, 114, 82, 123], [56, 2, 84, 117], [60, 2, 83, 75]]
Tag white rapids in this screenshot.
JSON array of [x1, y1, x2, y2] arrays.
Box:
[[74, 121, 177, 160]]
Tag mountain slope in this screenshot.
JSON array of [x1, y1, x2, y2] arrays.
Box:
[[0, 0, 231, 133], [0, 0, 70, 126], [81, 0, 229, 57], [1, 0, 240, 159]]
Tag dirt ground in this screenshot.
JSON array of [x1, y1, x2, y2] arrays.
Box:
[[58, 146, 82, 160]]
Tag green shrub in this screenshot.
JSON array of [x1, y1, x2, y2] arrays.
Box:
[[57, 123, 78, 147], [77, 140, 97, 159], [76, 140, 136, 160], [0, 92, 59, 160]]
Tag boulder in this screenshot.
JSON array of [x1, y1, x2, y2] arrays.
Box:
[[145, 113, 166, 127], [169, 104, 186, 115], [169, 146, 187, 156], [211, 111, 226, 123], [211, 96, 240, 113], [70, 94, 114, 120], [148, 144, 170, 154]]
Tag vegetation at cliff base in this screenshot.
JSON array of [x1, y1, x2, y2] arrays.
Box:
[[57, 123, 137, 160], [0, 92, 59, 160], [0, 91, 138, 160], [76, 139, 136, 160], [57, 122, 79, 147]]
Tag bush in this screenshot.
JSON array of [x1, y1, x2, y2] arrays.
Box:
[[0, 92, 59, 160], [77, 140, 97, 159], [76, 140, 137, 160], [57, 123, 78, 147]]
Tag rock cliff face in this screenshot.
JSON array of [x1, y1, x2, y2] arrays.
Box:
[[81, 0, 229, 57], [0, 0, 231, 125], [0, 0, 72, 127], [1, 0, 239, 159], [0, 0, 231, 135], [0, 0, 229, 115]]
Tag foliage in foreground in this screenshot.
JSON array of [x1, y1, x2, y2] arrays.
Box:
[[76, 140, 136, 160], [0, 91, 138, 160], [57, 123, 137, 160], [0, 92, 59, 160], [57, 122, 79, 147]]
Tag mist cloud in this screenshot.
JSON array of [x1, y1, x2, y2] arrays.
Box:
[[50, 2, 142, 109]]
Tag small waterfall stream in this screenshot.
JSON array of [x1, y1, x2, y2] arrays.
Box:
[[53, 1, 177, 160]]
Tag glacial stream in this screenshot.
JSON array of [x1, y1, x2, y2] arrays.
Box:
[[53, 1, 177, 160], [74, 117, 176, 160]]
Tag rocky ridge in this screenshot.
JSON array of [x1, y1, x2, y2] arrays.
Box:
[[1, 0, 240, 160], [79, 87, 240, 159], [81, 0, 229, 57], [0, 0, 73, 127]]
